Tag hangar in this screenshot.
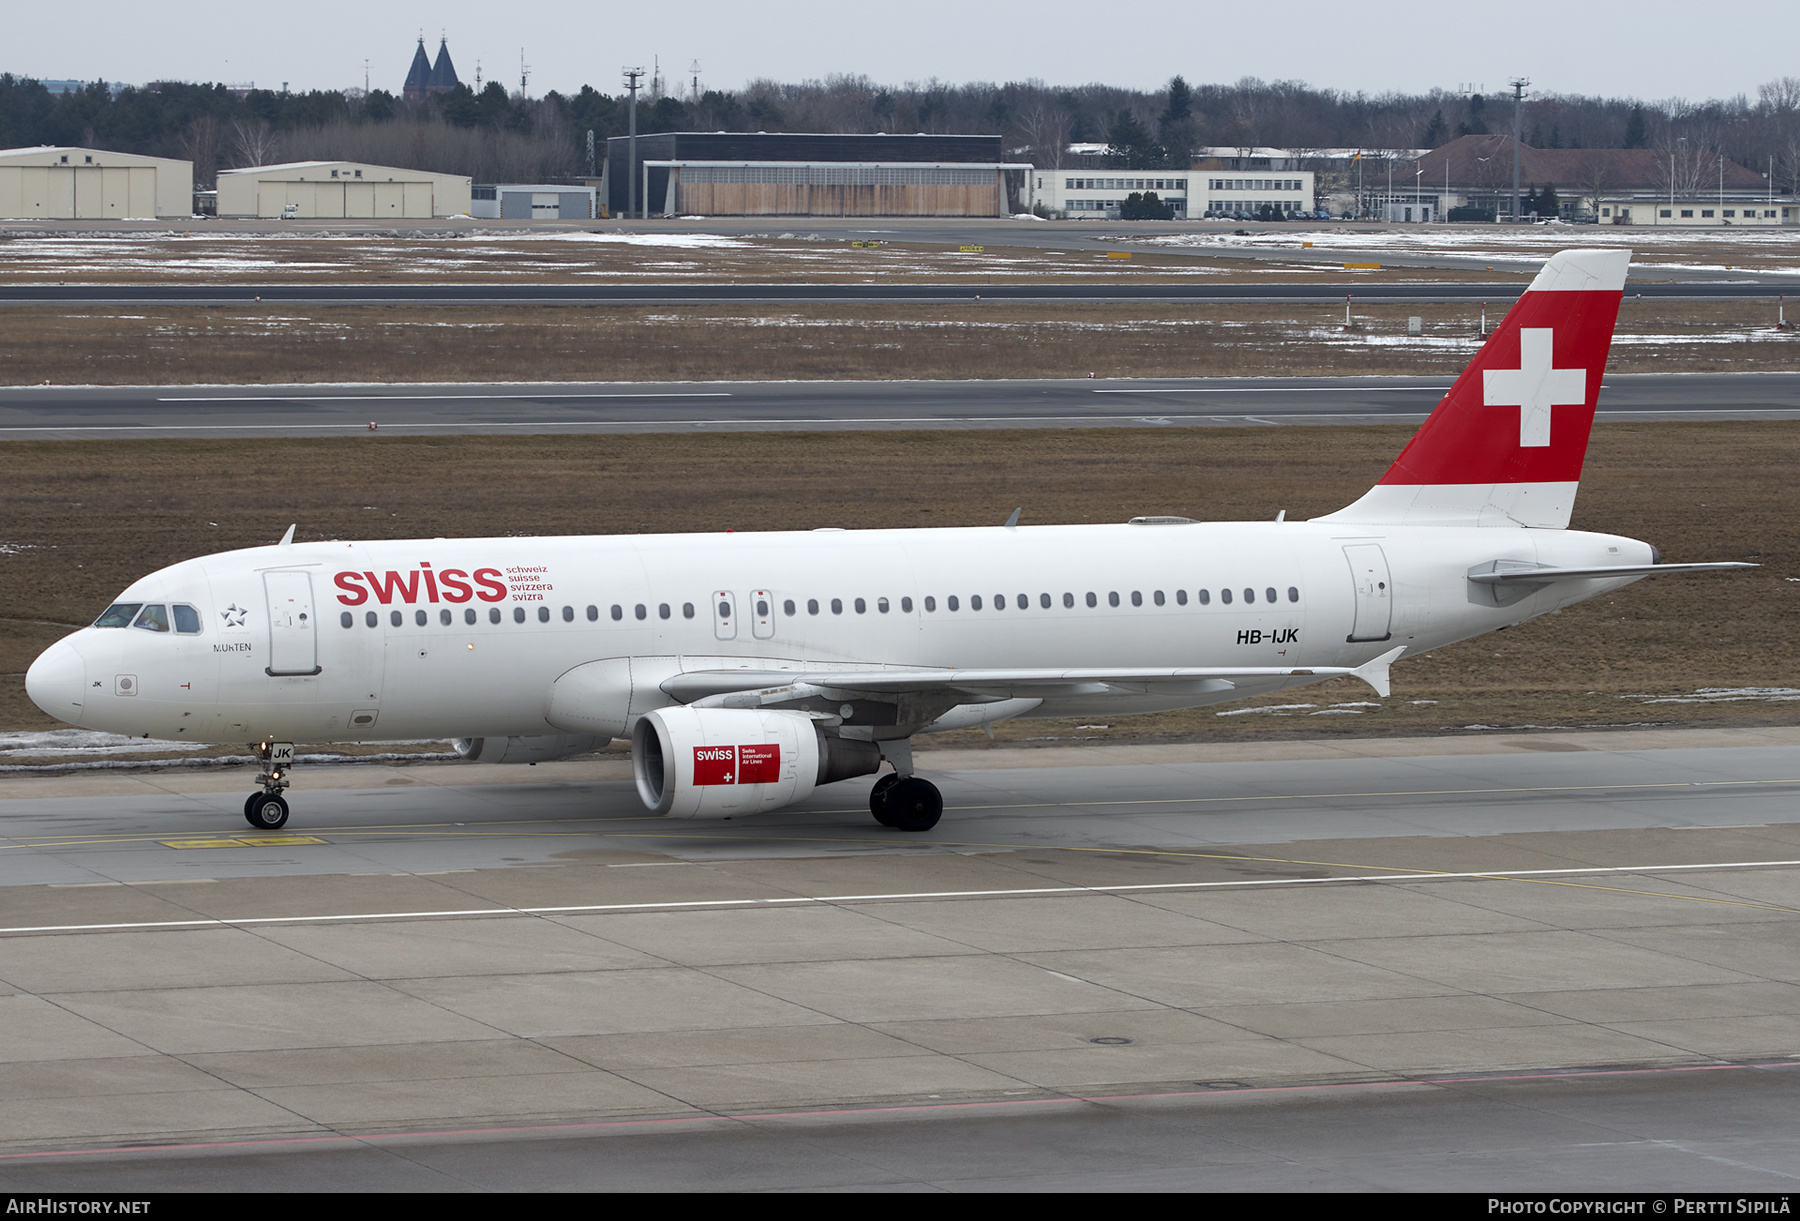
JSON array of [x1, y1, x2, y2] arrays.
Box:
[[0, 146, 193, 219], [605, 132, 1024, 218], [216, 161, 473, 219]]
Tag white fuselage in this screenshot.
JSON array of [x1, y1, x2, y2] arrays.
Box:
[[28, 519, 1653, 746]]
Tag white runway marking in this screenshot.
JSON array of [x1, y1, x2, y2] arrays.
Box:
[[5, 857, 1796, 936]]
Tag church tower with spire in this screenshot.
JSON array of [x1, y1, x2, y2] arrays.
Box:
[[402, 35, 460, 101]]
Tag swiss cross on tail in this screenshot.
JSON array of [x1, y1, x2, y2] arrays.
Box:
[[1319, 249, 1629, 530], [1485, 328, 1587, 448]]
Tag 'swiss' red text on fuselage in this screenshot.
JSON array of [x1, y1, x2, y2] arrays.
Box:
[[333, 563, 509, 606]]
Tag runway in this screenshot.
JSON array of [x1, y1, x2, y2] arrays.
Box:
[[0, 279, 1786, 306], [2, 728, 1798, 1188], [3, 372, 1797, 438]]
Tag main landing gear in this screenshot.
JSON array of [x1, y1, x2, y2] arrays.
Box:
[[243, 741, 295, 830], [869, 772, 943, 832]]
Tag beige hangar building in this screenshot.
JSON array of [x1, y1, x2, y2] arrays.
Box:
[[217, 161, 472, 219], [0, 146, 194, 219]]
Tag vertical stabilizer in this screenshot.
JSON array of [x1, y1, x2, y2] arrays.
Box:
[[1317, 248, 1629, 529]]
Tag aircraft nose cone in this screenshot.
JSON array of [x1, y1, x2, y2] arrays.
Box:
[[26, 637, 86, 725]]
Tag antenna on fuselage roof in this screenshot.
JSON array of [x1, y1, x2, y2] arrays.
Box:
[[1003, 508, 1021, 528], [277, 524, 296, 546]]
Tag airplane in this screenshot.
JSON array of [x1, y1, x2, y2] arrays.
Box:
[[24, 248, 1753, 834]]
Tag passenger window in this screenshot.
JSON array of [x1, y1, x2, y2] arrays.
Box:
[[923, 596, 935, 612], [465, 608, 477, 625], [1039, 593, 1050, 609], [1018, 594, 1030, 610], [563, 606, 574, 622], [391, 610, 403, 627], [1288, 587, 1300, 603], [610, 604, 622, 621], [587, 605, 599, 621], [173, 605, 201, 634], [1198, 589, 1211, 605], [659, 603, 671, 620], [1221, 588, 1233, 605], [971, 595, 983, 611], [538, 606, 551, 623], [854, 597, 866, 613], [784, 599, 796, 616], [831, 598, 843, 614], [1062, 593, 1073, 608], [948, 595, 959, 611], [1244, 588, 1255, 604], [93, 603, 142, 628], [1131, 591, 1143, 607], [132, 605, 170, 632], [1266, 587, 1277, 604], [1176, 589, 1188, 606], [757, 597, 770, 616], [341, 612, 354, 629], [808, 599, 820, 615], [515, 607, 527, 623], [415, 609, 428, 626], [878, 597, 889, 613], [1153, 590, 1165, 606], [635, 604, 647, 620], [1108, 592, 1120, 608], [366, 611, 378, 628], [683, 603, 695, 619], [441, 609, 453, 626], [490, 608, 502, 624], [717, 599, 730, 619], [901, 597, 912, 612], [1086, 592, 1097, 608]]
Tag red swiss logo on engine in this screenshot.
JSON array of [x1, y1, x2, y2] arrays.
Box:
[[692, 744, 781, 786]]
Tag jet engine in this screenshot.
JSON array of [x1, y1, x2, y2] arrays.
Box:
[[453, 735, 606, 765], [632, 706, 881, 818]]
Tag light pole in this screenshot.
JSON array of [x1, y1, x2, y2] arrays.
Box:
[[1509, 77, 1529, 222], [1416, 166, 1424, 222], [623, 66, 645, 219]]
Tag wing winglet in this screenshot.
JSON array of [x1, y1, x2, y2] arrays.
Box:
[[1350, 645, 1407, 698]]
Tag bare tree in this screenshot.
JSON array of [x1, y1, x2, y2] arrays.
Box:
[[178, 115, 222, 188], [230, 118, 281, 168]]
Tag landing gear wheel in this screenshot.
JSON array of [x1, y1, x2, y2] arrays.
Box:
[[883, 777, 943, 833], [869, 773, 901, 826], [245, 792, 289, 831]]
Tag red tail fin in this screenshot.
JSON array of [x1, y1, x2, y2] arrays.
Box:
[[1320, 248, 1628, 529]]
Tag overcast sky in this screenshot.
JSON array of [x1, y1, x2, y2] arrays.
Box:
[[11, 3, 1795, 105]]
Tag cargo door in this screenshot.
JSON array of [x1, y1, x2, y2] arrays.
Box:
[[265, 571, 321, 675]]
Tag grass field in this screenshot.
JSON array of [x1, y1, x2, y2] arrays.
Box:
[[3, 299, 1795, 386], [0, 425, 1789, 757]]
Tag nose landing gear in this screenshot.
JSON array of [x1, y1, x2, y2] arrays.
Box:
[[244, 741, 294, 830]]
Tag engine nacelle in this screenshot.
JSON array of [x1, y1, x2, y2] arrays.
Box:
[[632, 707, 881, 818], [453, 735, 605, 765]]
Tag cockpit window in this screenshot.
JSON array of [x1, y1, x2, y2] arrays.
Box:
[[172, 604, 201, 634], [132, 605, 170, 632], [93, 603, 143, 628]]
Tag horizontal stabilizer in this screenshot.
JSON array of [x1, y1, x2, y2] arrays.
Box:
[[1469, 562, 1757, 585]]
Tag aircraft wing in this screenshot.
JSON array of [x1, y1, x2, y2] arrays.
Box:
[[664, 646, 1407, 703]]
